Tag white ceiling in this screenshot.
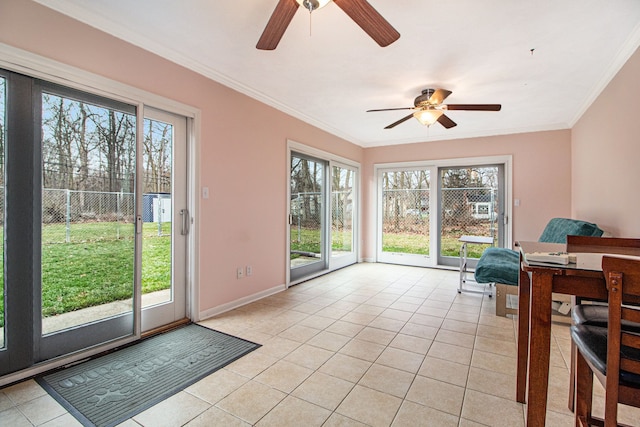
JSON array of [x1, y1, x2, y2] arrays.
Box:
[[36, 0, 640, 147]]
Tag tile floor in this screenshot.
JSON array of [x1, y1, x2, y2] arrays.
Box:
[[2, 263, 640, 426]]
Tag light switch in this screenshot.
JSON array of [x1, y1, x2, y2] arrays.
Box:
[[202, 187, 209, 199], [514, 199, 520, 207]]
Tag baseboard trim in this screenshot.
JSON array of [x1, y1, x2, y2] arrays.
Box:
[[198, 284, 286, 321]]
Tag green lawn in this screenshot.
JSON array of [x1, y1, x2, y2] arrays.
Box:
[[291, 227, 491, 259], [383, 232, 491, 258], [0, 222, 170, 326], [383, 233, 429, 255], [290, 228, 352, 258]]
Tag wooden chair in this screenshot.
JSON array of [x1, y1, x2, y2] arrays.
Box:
[[571, 255, 640, 426], [567, 236, 640, 411]]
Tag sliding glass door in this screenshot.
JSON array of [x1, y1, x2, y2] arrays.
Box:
[[0, 76, 6, 354], [437, 165, 505, 267], [290, 152, 328, 282], [377, 168, 431, 267], [288, 144, 359, 284], [38, 83, 137, 360], [330, 164, 357, 269], [0, 69, 191, 378], [377, 158, 509, 268], [140, 108, 188, 332], [0, 70, 33, 375]]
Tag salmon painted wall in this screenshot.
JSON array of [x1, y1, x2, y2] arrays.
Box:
[[0, 0, 363, 314], [361, 130, 573, 259], [572, 46, 640, 237]]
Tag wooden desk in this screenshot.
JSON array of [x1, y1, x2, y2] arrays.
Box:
[[516, 242, 609, 427]]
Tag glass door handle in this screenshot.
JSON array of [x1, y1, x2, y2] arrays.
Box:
[[180, 209, 190, 236]]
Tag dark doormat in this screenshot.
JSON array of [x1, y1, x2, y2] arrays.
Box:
[[36, 323, 260, 427]]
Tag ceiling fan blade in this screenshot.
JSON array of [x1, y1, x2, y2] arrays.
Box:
[[256, 0, 299, 50], [384, 113, 414, 129], [444, 104, 502, 111], [333, 0, 400, 47], [367, 107, 413, 112], [428, 89, 452, 105], [437, 114, 457, 129]]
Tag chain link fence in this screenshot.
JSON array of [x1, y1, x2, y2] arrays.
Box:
[[381, 187, 497, 237], [381, 186, 498, 257], [382, 188, 430, 234], [332, 190, 353, 252], [441, 187, 498, 240], [0, 189, 171, 244], [41, 189, 172, 244], [290, 190, 354, 256], [290, 192, 321, 257]]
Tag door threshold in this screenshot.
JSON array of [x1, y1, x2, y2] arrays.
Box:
[[142, 318, 191, 339]]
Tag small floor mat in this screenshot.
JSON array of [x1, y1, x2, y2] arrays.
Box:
[[37, 323, 260, 427]]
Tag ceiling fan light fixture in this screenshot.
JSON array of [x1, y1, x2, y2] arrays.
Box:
[[296, 0, 331, 12], [413, 109, 443, 126]]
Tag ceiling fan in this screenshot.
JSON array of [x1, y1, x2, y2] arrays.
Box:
[[257, 0, 400, 50], [367, 89, 502, 129]]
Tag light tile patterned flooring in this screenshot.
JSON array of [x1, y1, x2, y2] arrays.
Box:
[[2, 263, 640, 426]]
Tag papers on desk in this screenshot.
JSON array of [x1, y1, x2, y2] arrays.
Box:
[[525, 251, 577, 265]]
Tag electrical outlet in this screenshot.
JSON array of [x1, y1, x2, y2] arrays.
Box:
[[246, 265, 252, 277], [237, 267, 244, 279]]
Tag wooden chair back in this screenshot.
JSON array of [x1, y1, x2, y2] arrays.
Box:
[[601, 255, 640, 420], [567, 236, 640, 306]]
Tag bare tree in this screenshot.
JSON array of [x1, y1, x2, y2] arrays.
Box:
[[42, 94, 77, 189], [144, 119, 172, 193], [92, 109, 135, 193]]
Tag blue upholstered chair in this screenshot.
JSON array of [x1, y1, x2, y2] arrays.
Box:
[[474, 218, 604, 316]]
